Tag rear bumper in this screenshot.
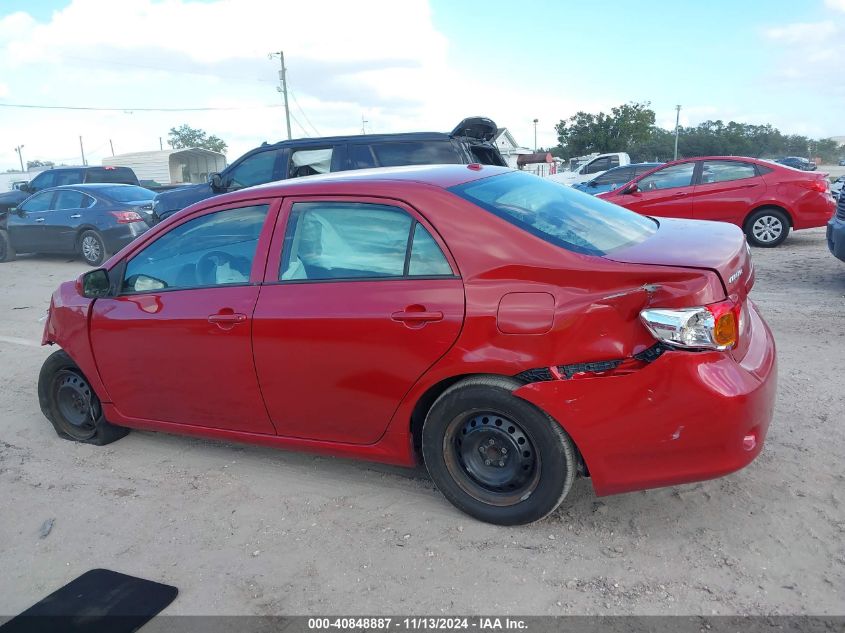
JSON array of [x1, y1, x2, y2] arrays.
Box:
[[792, 194, 835, 230], [827, 215, 845, 262], [102, 223, 148, 253], [514, 300, 777, 496]]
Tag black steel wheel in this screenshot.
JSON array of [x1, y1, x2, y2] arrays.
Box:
[[38, 350, 129, 445], [422, 375, 576, 525]]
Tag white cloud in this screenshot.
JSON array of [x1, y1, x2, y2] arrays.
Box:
[[766, 20, 837, 43], [825, 0, 845, 12]]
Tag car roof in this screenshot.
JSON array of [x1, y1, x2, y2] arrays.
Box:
[[48, 183, 143, 190], [257, 131, 457, 150]]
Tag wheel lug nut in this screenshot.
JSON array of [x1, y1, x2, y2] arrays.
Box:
[[488, 439, 495, 446], [498, 460, 505, 467], [484, 459, 491, 466], [478, 446, 486, 454], [501, 448, 507, 455]]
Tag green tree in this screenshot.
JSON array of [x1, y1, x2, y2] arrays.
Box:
[[167, 124, 228, 154], [555, 102, 655, 157], [26, 159, 54, 169]]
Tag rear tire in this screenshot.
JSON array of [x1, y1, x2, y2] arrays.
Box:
[[0, 229, 15, 262], [38, 350, 129, 445], [745, 208, 789, 248], [78, 230, 107, 266], [421, 376, 576, 525]]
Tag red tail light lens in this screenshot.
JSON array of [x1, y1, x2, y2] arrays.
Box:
[[799, 180, 829, 193], [110, 211, 144, 223]]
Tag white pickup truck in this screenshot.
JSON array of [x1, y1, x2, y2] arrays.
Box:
[[547, 152, 631, 186]]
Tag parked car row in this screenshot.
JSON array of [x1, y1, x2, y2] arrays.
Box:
[[775, 156, 817, 171], [572, 162, 663, 195], [596, 156, 834, 247]]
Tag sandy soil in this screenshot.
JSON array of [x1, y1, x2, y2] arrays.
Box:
[[1, 229, 843, 616]]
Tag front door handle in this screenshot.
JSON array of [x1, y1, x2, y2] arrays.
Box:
[[208, 312, 247, 326], [391, 307, 444, 325], [671, 191, 688, 197], [35, 218, 45, 223], [70, 214, 81, 219]]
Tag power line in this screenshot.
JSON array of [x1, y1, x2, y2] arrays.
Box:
[[288, 85, 321, 136], [0, 102, 283, 112]]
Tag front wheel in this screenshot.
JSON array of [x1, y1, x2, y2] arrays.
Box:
[[38, 350, 129, 445], [0, 229, 16, 262], [78, 230, 107, 266], [422, 376, 577, 525], [745, 208, 790, 248]]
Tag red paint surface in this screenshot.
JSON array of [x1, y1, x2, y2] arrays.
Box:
[[42, 164, 778, 496], [600, 156, 834, 231]]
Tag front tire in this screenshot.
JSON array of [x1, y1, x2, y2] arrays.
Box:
[[422, 376, 576, 525], [78, 230, 107, 266], [0, 229, 15, 262], [38, 350, 129, 445], [745, 208, 789, 247]]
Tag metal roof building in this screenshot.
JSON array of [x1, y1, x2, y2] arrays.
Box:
[[102, 148, 227, 186]]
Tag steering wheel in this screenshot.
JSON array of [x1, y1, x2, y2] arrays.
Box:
[[197, 250, 241, 285]]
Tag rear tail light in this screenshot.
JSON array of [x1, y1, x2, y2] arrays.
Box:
[[640, 299, 740, 351], [799, 179, 829, 193], [110, 211, 144, 223]]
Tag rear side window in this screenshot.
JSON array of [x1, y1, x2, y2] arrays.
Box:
[[53, 190, 88, 210], [450, 171, 657, 256], [84, 167, 137, 185], [699, 160, 757, 184], [280, 202, 453, 281], [370, 141, 461, 167], [289, 148, 333, 178], [123, 205, 269, 293], [53, 169, 85, 186], [348, 145, 377, 169]]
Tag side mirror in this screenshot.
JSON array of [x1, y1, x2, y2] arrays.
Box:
[[77, 269, 111, 298], [623, 183, 640, 194], [19, 183, 31, 193], [209, 172, 225, 191], [587, 181, 598, 187]]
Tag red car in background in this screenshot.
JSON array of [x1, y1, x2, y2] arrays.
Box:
[[598, 156, 834, 247], [39, 165, 776, 525]]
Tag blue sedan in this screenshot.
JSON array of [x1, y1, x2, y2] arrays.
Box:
[[573, 163, 663, 195]]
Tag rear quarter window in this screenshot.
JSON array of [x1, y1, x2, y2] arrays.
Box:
[[451, 171, 657, 256]]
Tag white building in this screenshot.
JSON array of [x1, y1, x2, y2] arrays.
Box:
[[102, 148, 227, 186], [492, 128, 532, 169]]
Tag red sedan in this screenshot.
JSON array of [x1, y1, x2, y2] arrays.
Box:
[[598, 156, 834, 247], [39, 165, 777, 525]]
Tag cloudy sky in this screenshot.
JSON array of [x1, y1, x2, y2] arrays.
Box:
[[0, 0, 843, 171]]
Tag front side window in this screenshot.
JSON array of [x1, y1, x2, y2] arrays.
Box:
[[123, 205, 269, 293], [699, 160, 757, 184], [20, 191, 54, 212], [280, 202, 453, 281], [370, 141, 461, 167], [450, 171, 657, 256], [29, 172, 56, 192], [593, 167, 634, 186], [638, 163, 695, 191], [226, 151, 279, 190]]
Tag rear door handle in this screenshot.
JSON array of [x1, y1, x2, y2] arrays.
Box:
[[34, 218, 45, 223], [70, 214, 81, 219], [208, 313, 247, 325], [391, 309, 444, 324]]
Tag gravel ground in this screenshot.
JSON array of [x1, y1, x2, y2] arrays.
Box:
[[0, 227, 843, 616]]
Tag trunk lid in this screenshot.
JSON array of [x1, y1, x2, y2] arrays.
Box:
[[450, 116, 498, 142], [607, 217, 754, 300]]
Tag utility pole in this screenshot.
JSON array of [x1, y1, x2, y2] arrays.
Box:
[[361, 114, 368, 135], [159, 137, 163, 151], [14, 145, 24, 172], [79, 135, 87, 166], [109, 139, 115, 156], [533, 118, 539, 152], [270, 51, 292, 140], [673, 105, 681, 161]]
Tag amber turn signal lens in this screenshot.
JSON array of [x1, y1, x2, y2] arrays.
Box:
[[713, 312, 737, 348]]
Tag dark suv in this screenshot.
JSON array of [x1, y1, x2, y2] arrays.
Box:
[[0, 166, 140, 217], [152, 117, 506, 222]]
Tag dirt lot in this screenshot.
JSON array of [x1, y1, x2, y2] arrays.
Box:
[[1, 228, 843, 617]]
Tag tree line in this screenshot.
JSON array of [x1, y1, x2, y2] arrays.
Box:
[[552, 102, 841, 164]]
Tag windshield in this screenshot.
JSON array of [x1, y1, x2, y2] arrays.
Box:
[[450, 171, 657, 256], [98, 185, 155, 203]]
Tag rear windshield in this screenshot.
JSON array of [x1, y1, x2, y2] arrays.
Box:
[[97, 185, 155, 202], [450, 171, 657, 256], [85, 167, 139, 184]]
